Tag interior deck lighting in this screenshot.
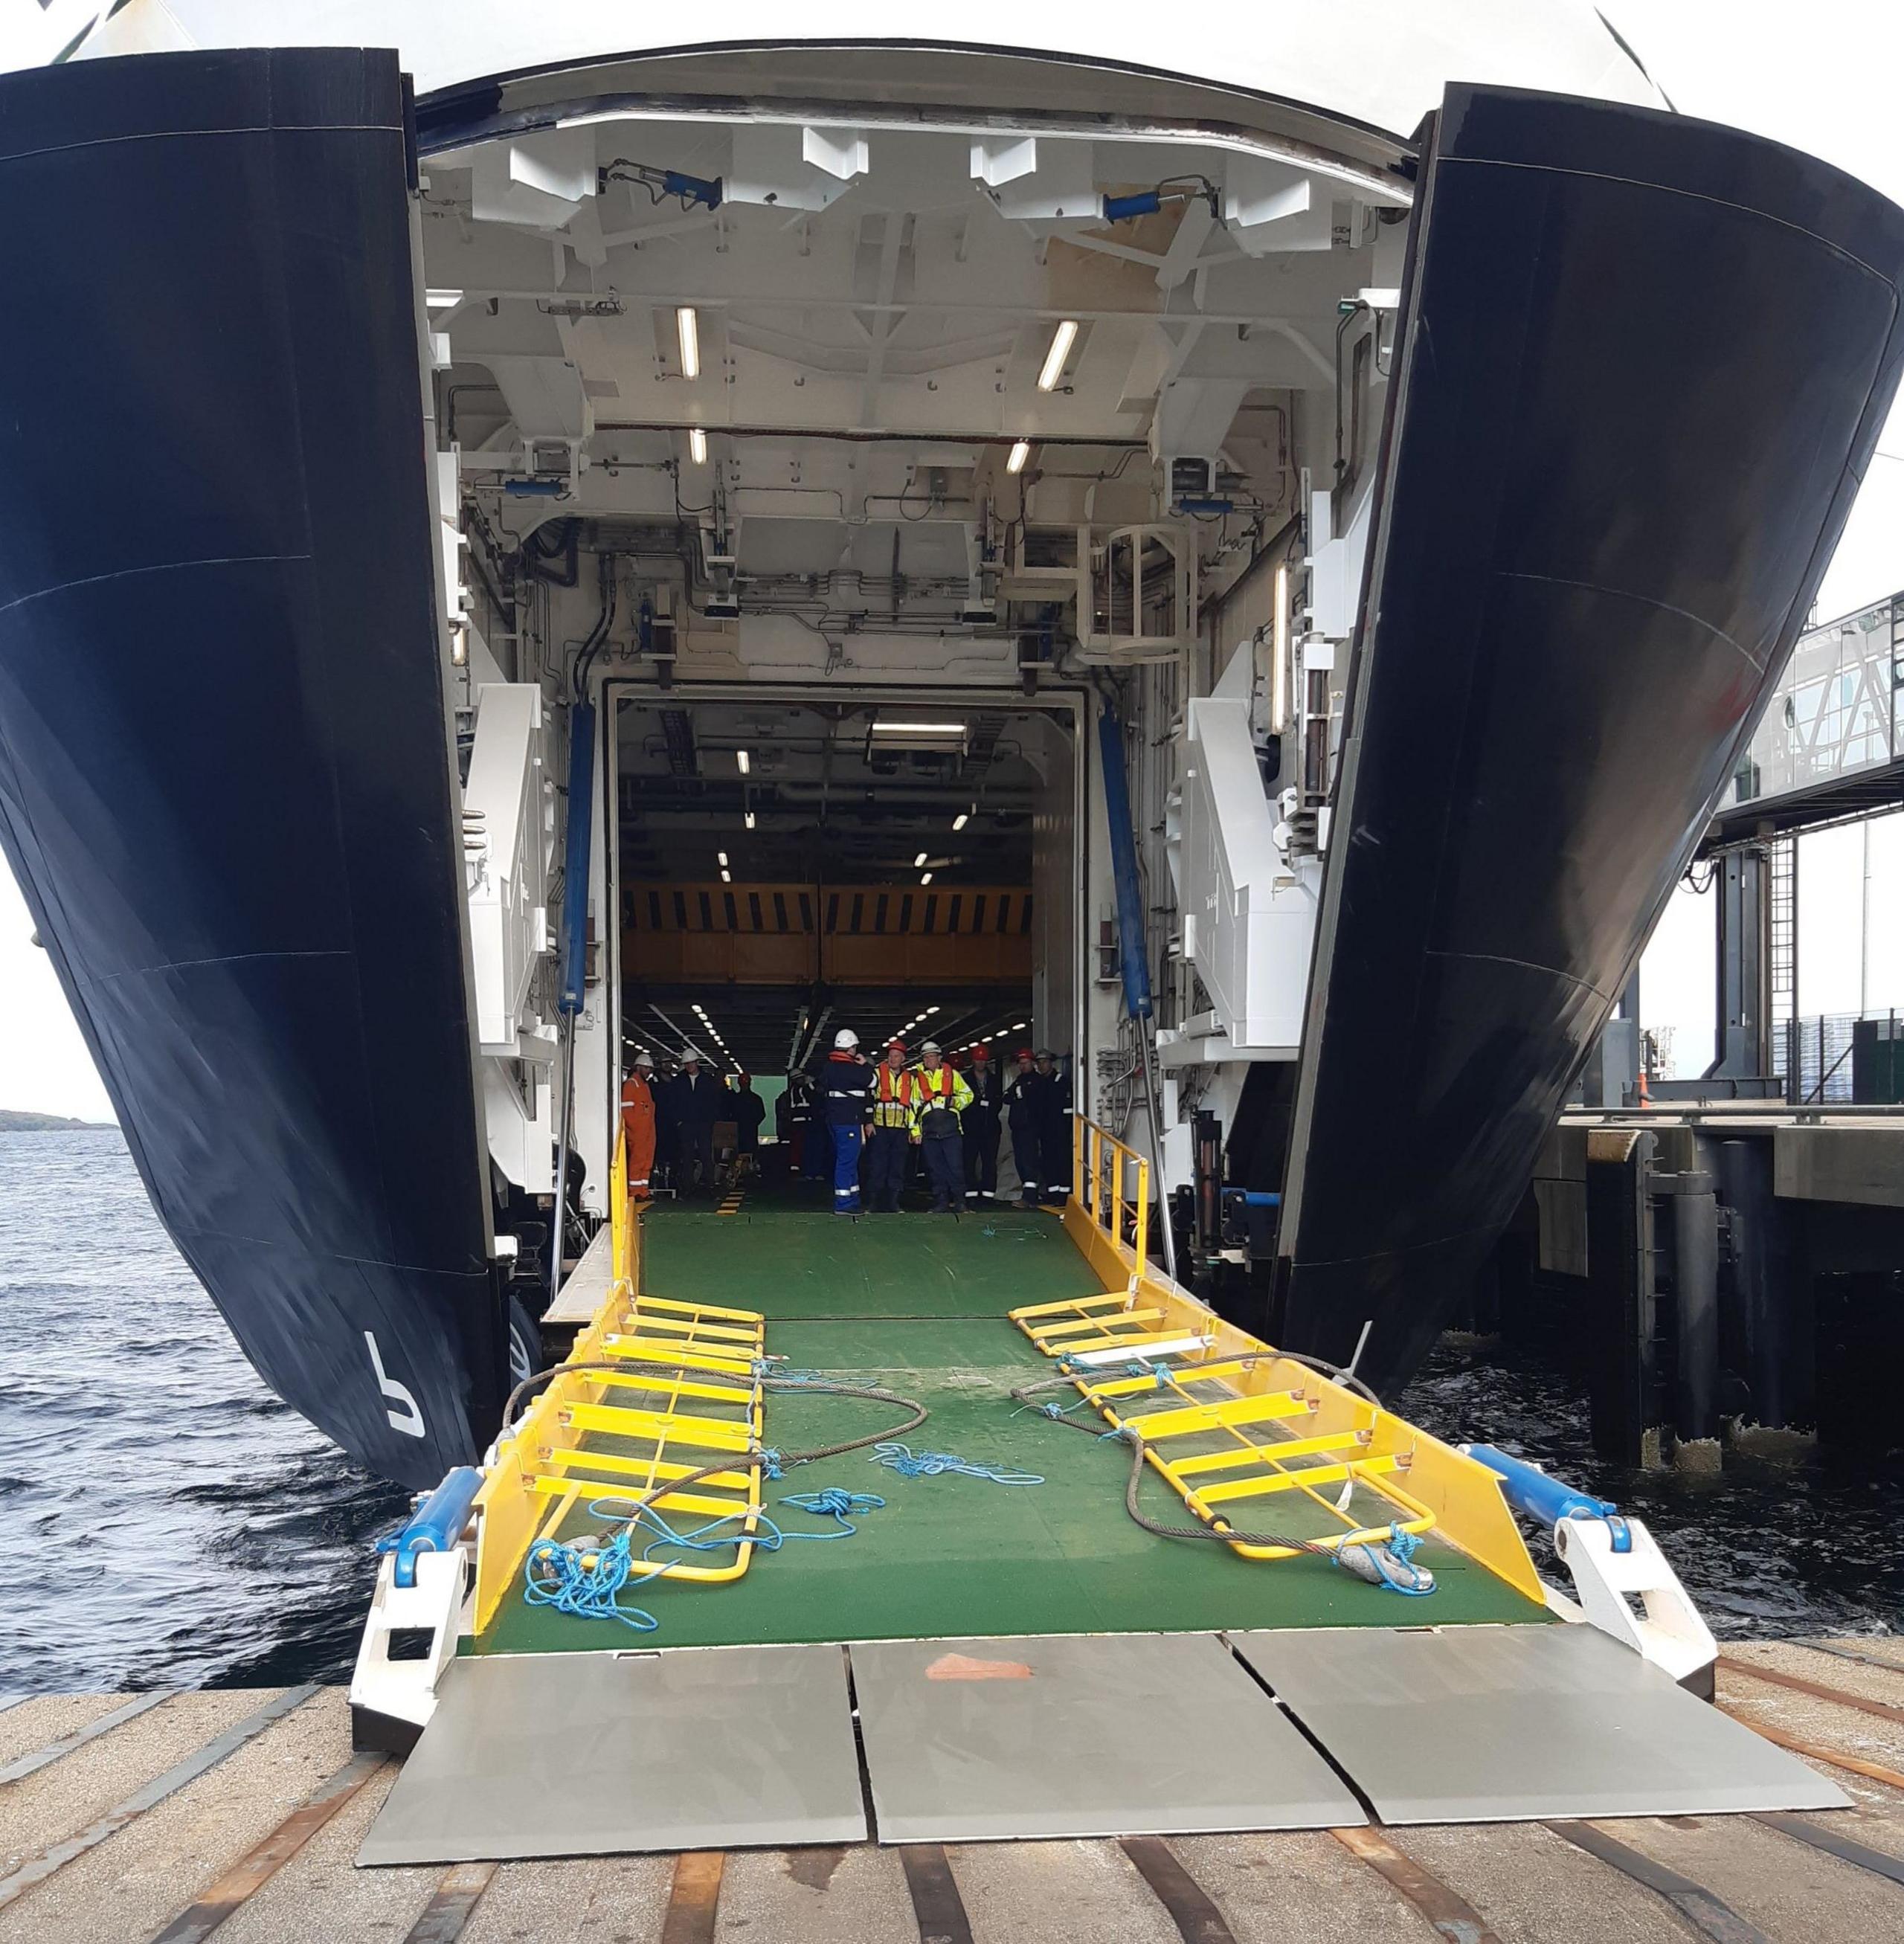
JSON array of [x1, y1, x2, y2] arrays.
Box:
[[676, 306, 701, 379], [689, 426, 707, 464], [913, 851, 928, 867], [920, 872, 933, 886], [1006, 439, 1032, 474], [717, 852, 729, 868], [1036, 320, 1078, 391], [952, 808, 971, 831], [744, 809, 756, 829], [736, 749, 750, 774], [872, 721, 965, 734]]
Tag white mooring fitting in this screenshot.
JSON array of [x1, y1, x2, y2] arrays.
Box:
[[349, 1545, 472, 1736], [1546, 1515, 1718, 1690]]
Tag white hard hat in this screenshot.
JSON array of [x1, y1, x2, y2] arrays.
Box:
[[681, 1045, 703, 1061], [634, 1050, 654, 1069], [921, 1040, 942, 1055], [834, 1028, 860, 1049]]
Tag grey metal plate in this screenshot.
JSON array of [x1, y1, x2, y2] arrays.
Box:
[[1231, 1624, 1850, 1824], [358, 1647, 866, 1864], [850, 1632, 1366, 1842]]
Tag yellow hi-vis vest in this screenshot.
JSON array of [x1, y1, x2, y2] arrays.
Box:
[[910, 1063, 973, 1137], [871, 1064, 914, 1129]]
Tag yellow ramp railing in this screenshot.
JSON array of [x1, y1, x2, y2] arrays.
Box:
[[469, 1129, 765, 1630], [1035, 1112, 1544, 1602]]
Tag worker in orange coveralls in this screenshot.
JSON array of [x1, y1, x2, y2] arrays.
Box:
[[620, 1049, 657, 1200]]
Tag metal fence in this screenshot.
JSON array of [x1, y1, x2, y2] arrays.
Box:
[[1731, 593, 1903, 810], [1781, 1010, 1904, 1104]]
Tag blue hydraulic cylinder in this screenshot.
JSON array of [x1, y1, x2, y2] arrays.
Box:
[[1241, 1191, 1281, 1208], [1102, 189, 1163, 223], [377, 1466, 482, 1587], [660, 169, 722, 210], [1096, 700, 1153, 1020], [1461, 1443, 1618, 1529], [558, 701, 596, 1017], [503, 477, 566, 496]]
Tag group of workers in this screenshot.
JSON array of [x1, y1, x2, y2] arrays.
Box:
[[803, 1031, 1072, 1218], [617, 1046, 765, 1201], [616, 1029, 1071, 1217]]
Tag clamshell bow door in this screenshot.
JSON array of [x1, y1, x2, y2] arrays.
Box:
[[1276, 84, 1904, 1395], [0, 48, 504, 1486]]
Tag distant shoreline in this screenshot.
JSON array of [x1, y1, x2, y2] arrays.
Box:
[[0, 1110, 117, 1132]]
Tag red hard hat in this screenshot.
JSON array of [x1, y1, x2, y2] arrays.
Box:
[[1016, 1046, 1035, 1060], [886, 1039, 907, 1055]]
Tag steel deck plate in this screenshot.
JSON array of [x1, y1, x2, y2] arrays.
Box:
[[357, 1647, 866, 1864], [851, 1632, 1366, 1842], [1231, 1623, 1850, 1823]]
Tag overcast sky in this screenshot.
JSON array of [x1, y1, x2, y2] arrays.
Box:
[[1, 2, 1901, 1112]]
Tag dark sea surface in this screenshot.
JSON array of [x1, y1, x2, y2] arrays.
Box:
[[0, 1131, 405, 1695], [1, 1131, 1895, 1695]]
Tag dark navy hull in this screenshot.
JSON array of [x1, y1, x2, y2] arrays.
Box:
[[1277, 86, 1904, 1397], [0, 50, 501, 1487]]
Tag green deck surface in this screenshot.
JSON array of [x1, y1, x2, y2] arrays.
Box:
[[473, 1196, 1546, 1656]]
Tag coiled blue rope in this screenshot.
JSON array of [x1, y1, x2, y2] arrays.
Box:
[[521, 1487, 886, 1626], [522, 1529, 660, 1632], [869, 1441, 1043, 1486], [779, 1487, 885, 1534]]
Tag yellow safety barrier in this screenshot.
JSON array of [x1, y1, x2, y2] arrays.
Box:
[[1067, 1357, 1435, 1561], [610, 1124, 633, 1287], [1019, 1112, 1546, 1602], [470, 1200, 769, 1627], [1071, 1120, 1151, 1290]]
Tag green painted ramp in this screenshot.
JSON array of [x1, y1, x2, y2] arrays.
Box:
[[474, 1196, 1546, 1657]]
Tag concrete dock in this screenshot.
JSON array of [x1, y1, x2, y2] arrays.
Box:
[[2, 1638, 1903, 1943]]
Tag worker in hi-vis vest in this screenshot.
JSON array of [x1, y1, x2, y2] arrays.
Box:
[[910, 1040, 974, 1214], [821, 1027, 875, 1216], [619, 1049, 657, 1200], [863, 1040, 915, 1213]]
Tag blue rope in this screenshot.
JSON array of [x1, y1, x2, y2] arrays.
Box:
[[1340, 1525, 1436, 1597], [869, 1441, 1043, 1486], [521, 1487, 887, 1626], [522, 1530, 660, 1632], [779, 1488, 885, 1535]]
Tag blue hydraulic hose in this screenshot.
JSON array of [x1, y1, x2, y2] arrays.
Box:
[[1096, 699, 1153, 1020]]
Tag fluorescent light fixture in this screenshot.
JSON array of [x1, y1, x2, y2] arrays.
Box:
[[1012, 1021, 1028, 1030], [720, 868, 732, 883], [927, 1005, 941, 1014], [744, 810, 756, 829], [736, 749, 750, 775], [1006, 439, 1031, 474], [872, 721, 965, 734], [1036, 319, 1078, 392], [920, 872, 933, 886], [717, 852, 729, 867], [676, 306, 701, 379], [1271, 562, 1289, 736], [952, 809, 970, 831], [913, 851, 928, 868], [688, 426, 707, 465]]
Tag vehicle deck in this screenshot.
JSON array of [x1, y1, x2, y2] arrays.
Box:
[[471, 1190, 1543, 1658]]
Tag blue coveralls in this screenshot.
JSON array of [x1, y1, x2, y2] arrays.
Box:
[[820, 1052, 874, 1214]]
